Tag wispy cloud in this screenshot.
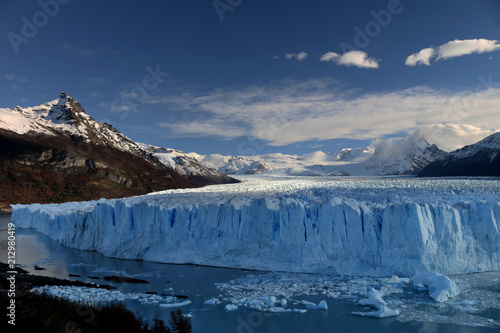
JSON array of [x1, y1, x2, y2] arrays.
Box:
[[87, 77, 108, 86], [155, 79, 500, 146], [410, 123, 494, 151], [283, 51, 308, 61], [4, 74, 28, 82], [4, 74, 28, 91], [320, 51, 379, 68], [59, 44, 94, 57], [405, 39, 500, 66]]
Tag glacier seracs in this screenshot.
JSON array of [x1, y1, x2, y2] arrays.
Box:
[[12, 176, 500, 277]]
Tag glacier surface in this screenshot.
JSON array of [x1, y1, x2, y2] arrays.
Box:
[[12, 176, 500, 276]]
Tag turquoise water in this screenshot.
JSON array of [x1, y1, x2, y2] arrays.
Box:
[[1, 214, 498, 332]]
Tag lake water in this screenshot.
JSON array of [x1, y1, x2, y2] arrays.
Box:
[[1, 214, 499, 332]]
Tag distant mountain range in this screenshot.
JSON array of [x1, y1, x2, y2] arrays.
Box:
[[169, 131, 500, 178], [418, 132, 500, 177], [0, 92, 235, 208], [181, 132, 448, 177], [2, 92, 498, 209]]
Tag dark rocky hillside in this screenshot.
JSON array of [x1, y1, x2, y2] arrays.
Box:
[[0, 93, 236, 208], [418, 132, 500, 177]]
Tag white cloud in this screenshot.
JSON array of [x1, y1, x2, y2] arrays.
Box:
[[405, 48, 435, 66], [321, 51, 379, 68], [159, 121, 245, 139], [284, 52, 308, 61], [155, 79, 500, 148], [436, 39, 500, 60], [410, 124, 494, 151], [296, 51, 308, 61], [406, 39, 500, 66], [320, 52, 340, 62]]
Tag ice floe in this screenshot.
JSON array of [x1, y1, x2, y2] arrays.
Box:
[[211, 270, 500, 328]]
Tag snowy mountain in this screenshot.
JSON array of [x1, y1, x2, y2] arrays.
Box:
[[0, 92, 147, 158], [0, 92, 234, 207], [192, 134, 446, 177], [215, 156, 270, 175], [367, 133, 447, 175], [419, 132, 500, 177], [138, 144, 237, 184]]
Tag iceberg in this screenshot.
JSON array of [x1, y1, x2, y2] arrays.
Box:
[[12, 176, 500, 277], [410, 272, 460, 302]]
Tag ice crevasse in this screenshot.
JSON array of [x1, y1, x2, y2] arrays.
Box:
[[12, 177, 500, 277]]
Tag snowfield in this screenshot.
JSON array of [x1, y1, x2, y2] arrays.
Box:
[[12, 175, 500, 277]]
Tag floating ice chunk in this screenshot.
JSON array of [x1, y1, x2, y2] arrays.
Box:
[[429, 276, 460, 302], [225, 304, 238, 311], [204, 298, 220, 305], [349, 286, 368, 295], [292, 309, 307, 314], [314, 300, 328, 310], [245, 299, 265, 308], [30, 285, 166, 305], [267, 296, 277, 307], [280, 299, 287, 306], [381, 284, 405, 294], [383, 275, 409, 284], [327, 292, 340, 298], [302, 300, 328, 310], [411, 272, 460, 302], [411, 272, 440, 287], [159, 300, 192, 308], [359, 288, 386, 310], [352, 306, 400, 318], [263, 307, 292, 313]]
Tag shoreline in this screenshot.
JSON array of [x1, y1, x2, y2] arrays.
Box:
[[0, 262, 116, 291], [0, 208, 12, 214]]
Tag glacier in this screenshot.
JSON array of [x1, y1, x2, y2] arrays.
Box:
[[12, 176, 500, 277]]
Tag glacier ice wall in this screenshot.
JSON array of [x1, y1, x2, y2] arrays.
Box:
[[12, 177, 500, 276]]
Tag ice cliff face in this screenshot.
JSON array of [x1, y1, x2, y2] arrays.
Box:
[[12, 177, 500, 277]]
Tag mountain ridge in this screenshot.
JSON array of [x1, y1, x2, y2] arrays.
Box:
[[418, 132, 500, 177], [0, 92, 235, 208], [189, 133, 447, 177]]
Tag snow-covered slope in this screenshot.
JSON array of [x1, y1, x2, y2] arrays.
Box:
[[138, 144, 236, 184], [0, 93, 236, 207], [419, 132, 500, 177], [217, 156, 270, 175], [12, 176, 500, 277], [193, 134, 445, 177], [0, 92, 152, 159], [367, 133, 446, 175]]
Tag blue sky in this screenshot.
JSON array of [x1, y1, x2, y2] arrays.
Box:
[[1, 0, 500, 155]]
